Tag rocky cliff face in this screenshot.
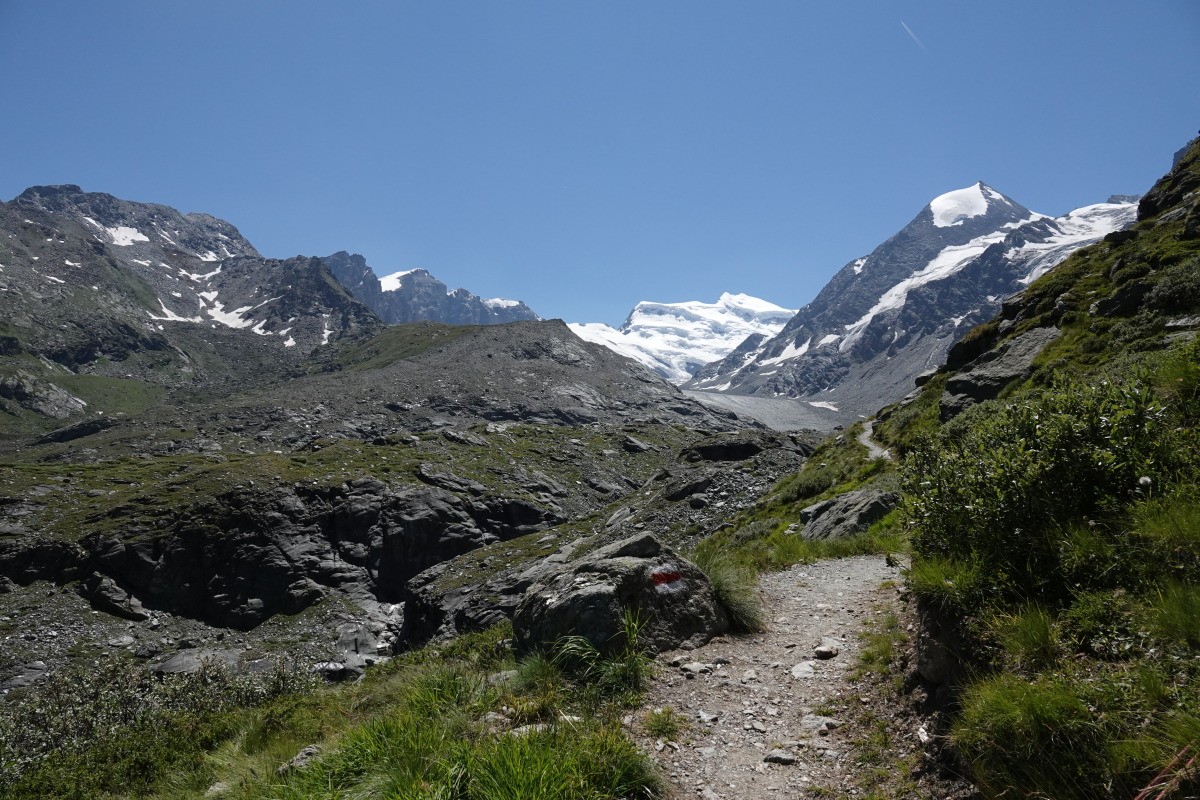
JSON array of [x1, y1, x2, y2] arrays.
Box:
[[322, 251, 539, 325], [687, 184, 1136, 421]]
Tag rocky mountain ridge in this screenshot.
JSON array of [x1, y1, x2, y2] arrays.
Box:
[[0, 184, 781, 692], [322, 251, 539, 326]]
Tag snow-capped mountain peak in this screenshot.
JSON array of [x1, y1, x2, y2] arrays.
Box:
[[379, 268, 421, 292], [685, 186, 1137, 420], [929, 181, 1008, 227], [570, 293, 796, 383]]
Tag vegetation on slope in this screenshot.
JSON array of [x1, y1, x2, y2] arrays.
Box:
[[0, 623, 661, 800], [893, 138, 1200, 798]]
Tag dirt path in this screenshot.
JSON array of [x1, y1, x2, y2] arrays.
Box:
[[634, 555, 904, 799], [857, 420, 892, 462]]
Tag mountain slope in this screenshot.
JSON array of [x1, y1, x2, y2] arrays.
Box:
[[322, 251, 539, 325], [3, 186, 379, 357], [569, 293, 795, 383], [687, 183, 1136, 419]]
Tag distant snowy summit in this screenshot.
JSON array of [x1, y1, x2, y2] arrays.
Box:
[[322, 252, 539, 326], [686, 182, 1138, 419], [569, 292, 796, 383]]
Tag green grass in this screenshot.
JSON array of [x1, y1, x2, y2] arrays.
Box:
[[952, 674, 1103, 800], [987, 605, 1058, 672], [643, 707, 685, 741], [0, 623, 664, 800], [1150, 581, 1200, 647], [689, 548, 765, 633], [52, 374, 166, 417], [324, 323, 480, 372], [851, 609, 907, 682]]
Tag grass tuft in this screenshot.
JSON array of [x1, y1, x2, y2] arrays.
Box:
[[689, 548, 766, 633]]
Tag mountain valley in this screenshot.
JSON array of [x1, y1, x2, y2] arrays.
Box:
[[0, 134, 1197, 800]]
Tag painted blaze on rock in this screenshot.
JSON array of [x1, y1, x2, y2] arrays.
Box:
[[512, 533, 729, 657]]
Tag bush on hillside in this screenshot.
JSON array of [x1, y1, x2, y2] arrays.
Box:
[[906, 373, 1189, 609]]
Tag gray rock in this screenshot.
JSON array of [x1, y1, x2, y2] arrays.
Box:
[[151, 648, 241, 675], [512, 533, 729, 657], [276, 744, 322, 776], [487, 669, 519, 686], [940, 326, 1061, 420], [791, 661, 815, 679], [83, 573, 149, 621], [2, 661, 50, 690], [621, 435, 655, 453], [814, 637, 840, 659], [764, 748, 797, 765], [661, 473, 715, 502], [800, 489, 899, 541], [798, 714, 841, 735]]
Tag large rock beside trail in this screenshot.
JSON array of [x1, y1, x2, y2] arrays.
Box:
[[800, 489, 900, 541], [512, 533, 729, 657]]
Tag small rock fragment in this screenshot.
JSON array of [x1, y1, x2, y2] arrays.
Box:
[[814, 637, 840, 659], [791, 661, 815, 679], [763, 749, 797, 765]]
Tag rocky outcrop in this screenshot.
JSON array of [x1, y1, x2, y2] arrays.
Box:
[[799, 489, 899, 541], [939, 326, 1061, 420], [512, 533, 730, 657], [38, 478, 565, 631]]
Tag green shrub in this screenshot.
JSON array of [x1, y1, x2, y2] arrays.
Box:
[[0, 655, 315, 795], [907, 375, 1180, 611]]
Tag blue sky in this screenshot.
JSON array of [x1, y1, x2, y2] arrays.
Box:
[[2, 2, 1197, 325]]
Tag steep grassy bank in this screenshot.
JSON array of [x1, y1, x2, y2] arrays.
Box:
[[893, 139, 1200, 798]]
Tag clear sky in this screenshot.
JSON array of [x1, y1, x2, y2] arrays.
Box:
[[2, 2, 1197, 326]]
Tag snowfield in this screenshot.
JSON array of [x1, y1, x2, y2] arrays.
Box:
[[570, 292, 795, 383]]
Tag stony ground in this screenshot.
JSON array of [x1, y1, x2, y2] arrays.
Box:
[[631, 555, 941, 799]]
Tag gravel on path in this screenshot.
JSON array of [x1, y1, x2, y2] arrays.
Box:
[[633, 554, 905, 799]]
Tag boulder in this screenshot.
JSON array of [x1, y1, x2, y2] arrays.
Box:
[[82, 572, 149, 621], [800, 489, 899, 541], [680, 432, 765, 462], [512, 533, 729, 657]]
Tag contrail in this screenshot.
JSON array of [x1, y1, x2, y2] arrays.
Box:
[[900, 20, 927, 51]]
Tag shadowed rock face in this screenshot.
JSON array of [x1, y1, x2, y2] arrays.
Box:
[[5, 479, 560, 631], [511, 534, 730, 657]]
